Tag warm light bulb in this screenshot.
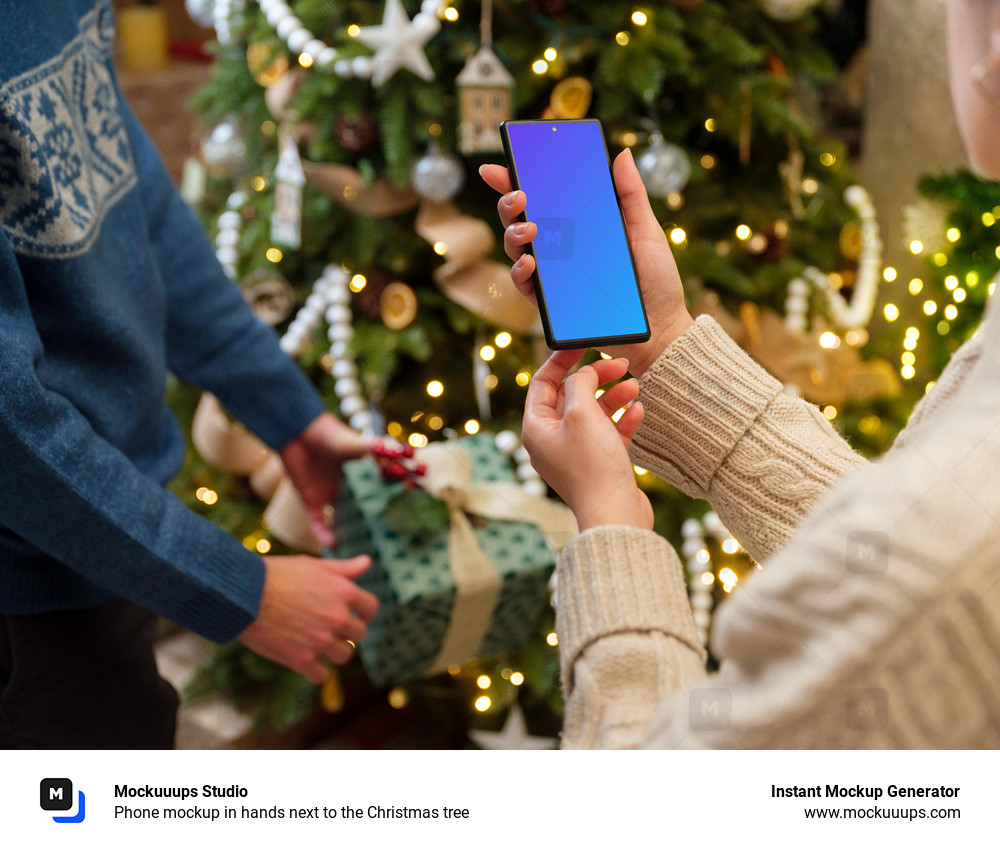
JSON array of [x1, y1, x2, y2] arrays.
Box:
[[946, 228, 961, 243], [721, 538, 739, 554], [477, 675, 491, 689], [735, 224, 752, 241], [944, 304, 958, 320], [883, 267, 897, 282], [670, 227, 687, 245], [350, 273, 367, 292], [883, 303, 899, 321], [544, 47, 557, 61], [510, 672, 524, 686], [408, 433, 429, 448], [266, 247, 283, 263], [443, 6, 459, 21], [616, 31, 630, 46], [298, 53, 314, 68], [631, 10, 648, 25], [923, 300, 938, 316], [909, 240, 924, 255], [901, 364, 916, 380], [823, 405, 837, 420], [532, 59, 548, 74], [464, 419, 480, 435], [819, 332, 841, 349], [546, 632, 559, 646], [426, 380, 444, 397], [908, 278, 923, 295], [347, 24, 361, 37], [256, 539, 271, 554], [480, 345, 496, 361], [475, 696, 491, 712], [495, 332, 512, 348]]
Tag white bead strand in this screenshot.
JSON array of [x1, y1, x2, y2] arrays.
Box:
[[784, 184, 882, 333], [215, 189, 249, 280], [245, 0, 446, 78]]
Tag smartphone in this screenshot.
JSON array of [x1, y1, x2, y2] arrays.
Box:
[[500, 118, 650, 350]]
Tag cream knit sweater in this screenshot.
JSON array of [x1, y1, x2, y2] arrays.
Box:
[[556, 298, 1000, 748]]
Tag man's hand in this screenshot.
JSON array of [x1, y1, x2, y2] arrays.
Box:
[[279, 412, 373, 547], [480, 149, 693, 377], [239, 554, 378, 683]]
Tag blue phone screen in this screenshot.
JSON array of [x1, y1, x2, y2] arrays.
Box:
[[505, 120, 648, 345]]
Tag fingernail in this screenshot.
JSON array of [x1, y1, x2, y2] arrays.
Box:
[[478, 164, 486, 175], [514, 223, 528, 236]]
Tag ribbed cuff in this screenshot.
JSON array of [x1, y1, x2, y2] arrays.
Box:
[[556, 526, 703, 692], [630, 315, 782, 497], [166, 535, 266, 643]]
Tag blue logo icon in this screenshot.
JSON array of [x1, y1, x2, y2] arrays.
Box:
[[40, 778, 86, 823]]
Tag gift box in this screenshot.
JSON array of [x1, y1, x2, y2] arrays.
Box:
[[333, 434, 576, 687]]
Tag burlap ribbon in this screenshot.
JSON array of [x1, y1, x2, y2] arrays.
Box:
[[191, 393, 323, 554], [414, 443, 577, 674]]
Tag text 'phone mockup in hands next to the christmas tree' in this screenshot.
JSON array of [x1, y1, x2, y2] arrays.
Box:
[[500, 118, 651, 350]]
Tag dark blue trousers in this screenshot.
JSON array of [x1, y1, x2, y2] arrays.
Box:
[[0, 598, 178, 748]]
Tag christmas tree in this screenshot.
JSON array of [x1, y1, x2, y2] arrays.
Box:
[[174, 0, 894, 742]]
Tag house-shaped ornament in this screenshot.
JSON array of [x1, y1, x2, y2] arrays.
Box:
[[457, 46, 515, 154]]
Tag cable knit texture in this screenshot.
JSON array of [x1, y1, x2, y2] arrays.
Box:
[[557, 299, 1000, 748]]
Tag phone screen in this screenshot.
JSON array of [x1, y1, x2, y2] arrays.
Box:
[[501, 119, 650, 349]]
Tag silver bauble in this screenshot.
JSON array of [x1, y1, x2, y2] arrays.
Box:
[[757, 0, 822, 21], [185, 0, 216, 28], [635, 135, 691, 198], [411, 145, 465, 202], [200, 117, 248, 177]]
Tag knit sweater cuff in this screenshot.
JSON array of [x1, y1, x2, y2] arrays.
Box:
[[630, 314, 783, 497], [556, 526, 703, 692]]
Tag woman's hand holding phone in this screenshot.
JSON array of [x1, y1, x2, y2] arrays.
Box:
[[480, 148, 693, 377], [522, 350, 652, 532]]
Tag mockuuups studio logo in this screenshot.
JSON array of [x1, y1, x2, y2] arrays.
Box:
[[40, 778, 86, 823]]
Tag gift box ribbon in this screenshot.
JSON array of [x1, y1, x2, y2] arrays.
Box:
[[414, 443, 577, 674]]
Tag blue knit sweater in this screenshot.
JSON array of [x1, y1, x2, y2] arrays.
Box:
[[0, 0, 325, 641]]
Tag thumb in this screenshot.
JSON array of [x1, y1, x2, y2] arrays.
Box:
[[325, 554, 372, 579], [563, 365, 601, 416], [613, 148, 666, 245]]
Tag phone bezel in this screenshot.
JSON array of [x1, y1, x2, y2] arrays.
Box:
[[499, 118, 651, 350]]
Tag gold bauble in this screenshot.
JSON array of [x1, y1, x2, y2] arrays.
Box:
[[380, 281, 419, 330], [839, 221, 864, 260], [247, 40, 289, 88], [548, 76, 593, 119], [321, 670, 345, 713]]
